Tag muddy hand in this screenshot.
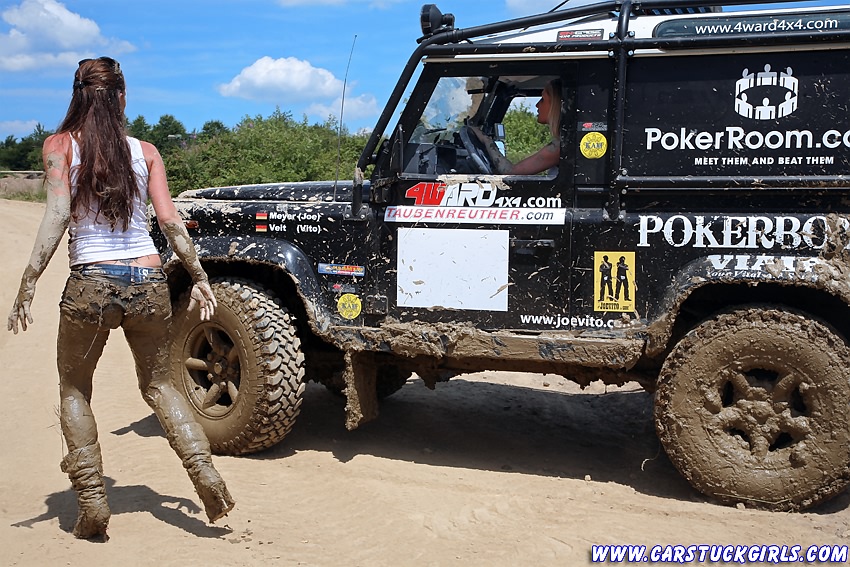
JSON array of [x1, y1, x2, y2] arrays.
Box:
[[188, 281, 217, 321], [7, 291, 34, 334], [468, 125, 490, 146]]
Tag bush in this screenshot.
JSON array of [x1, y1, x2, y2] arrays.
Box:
[[163, 110, 368, 195]]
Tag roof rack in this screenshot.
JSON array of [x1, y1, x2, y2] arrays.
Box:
[[637, 6, 721, 14]]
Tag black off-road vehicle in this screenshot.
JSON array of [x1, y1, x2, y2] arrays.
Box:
[[153, 0, 850, 511]]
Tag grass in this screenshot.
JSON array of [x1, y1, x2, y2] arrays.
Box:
[[2, 190, 47, 203], [0, 176, 46, 203]]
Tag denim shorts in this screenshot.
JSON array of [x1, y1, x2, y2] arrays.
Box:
[[62, 264, 171, 331], [71, 263, 167, 285]]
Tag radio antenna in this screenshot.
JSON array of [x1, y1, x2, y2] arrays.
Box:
[[333, 34, 358, 199], [521, 1, 570, 31]]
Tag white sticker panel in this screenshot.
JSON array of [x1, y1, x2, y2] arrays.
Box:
[[396, 227, 509, 312]]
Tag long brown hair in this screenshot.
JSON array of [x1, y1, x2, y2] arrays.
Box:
[[58, 57, 138, 231], [543, 79, 563, 140]]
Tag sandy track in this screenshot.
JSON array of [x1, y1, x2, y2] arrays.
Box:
[[1, 199, 848, 566]]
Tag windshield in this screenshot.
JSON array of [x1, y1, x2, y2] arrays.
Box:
[[410, 77, 486, 145]]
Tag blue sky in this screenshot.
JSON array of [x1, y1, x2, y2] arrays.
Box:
[[0, 0, 844, 140], [0, 0, 560, 140]]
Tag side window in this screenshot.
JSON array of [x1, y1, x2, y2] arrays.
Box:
[[403, 73, 562, 178], [501, 94, 555, 173]]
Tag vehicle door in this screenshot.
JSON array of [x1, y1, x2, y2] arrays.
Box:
[[372, 60, 577, 331]]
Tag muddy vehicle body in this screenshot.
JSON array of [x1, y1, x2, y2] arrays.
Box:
[[154, 0, 850, 511]]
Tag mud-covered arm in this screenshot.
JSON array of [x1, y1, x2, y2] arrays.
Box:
[[143, 141, 217, 320], [470, 126, 559, 176], [469, 126, 513, 174], [8, 136, 72, 333]]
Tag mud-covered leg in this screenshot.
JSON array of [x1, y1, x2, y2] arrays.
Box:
[[123, 287, 234, 522], [129, 335, 234, 522], [56, 311, 111, 539], [59, 442, 110, 539]]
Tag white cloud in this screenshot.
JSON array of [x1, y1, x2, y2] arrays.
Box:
[[0, 0, 134, 72], [0, 119, 39, 138], [4, 0, 99, 49], [306, 92, 380, 121], [218, 56, 344, 103]]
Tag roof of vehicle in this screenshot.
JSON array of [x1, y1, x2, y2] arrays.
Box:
[[469, 3, 850, 46]]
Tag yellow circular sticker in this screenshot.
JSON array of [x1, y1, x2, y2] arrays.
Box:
[[580, 132, 607, 159], [337, 293, 362, 320]]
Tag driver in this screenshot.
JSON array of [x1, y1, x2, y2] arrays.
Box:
[[471, 79, 562, 175]]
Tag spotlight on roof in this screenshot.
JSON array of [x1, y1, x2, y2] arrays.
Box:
[[420, 4, 455, 39]]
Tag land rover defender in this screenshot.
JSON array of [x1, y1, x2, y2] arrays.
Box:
[[154, 0, 850, 511]]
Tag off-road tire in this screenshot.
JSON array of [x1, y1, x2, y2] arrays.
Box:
[[169, 278, 305, 455], [655, 307, 850, 511]]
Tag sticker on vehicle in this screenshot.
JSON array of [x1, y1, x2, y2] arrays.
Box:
[[385, 182, 567, 226], [558, 29, 604, 41], [319, 263, 366, 277], [337, 293, 362, 320], [580, 132, 607, 159], [396, 227, 509, 312], [594, 251, 635, 313]]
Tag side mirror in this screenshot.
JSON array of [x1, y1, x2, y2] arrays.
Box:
[[493, 122, 506, 142], [493, 123, 506, 156]]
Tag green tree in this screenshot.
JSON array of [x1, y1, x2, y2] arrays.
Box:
[[502, 103, 550, 164], [127, 115, 152, 141], [0, 135, 20, 169], [22, 123, 51, 170], [149, 114, 187, 152], [199, 120, 229, 140], [0, 124, 52, 170], [163, 109, 368, 195]]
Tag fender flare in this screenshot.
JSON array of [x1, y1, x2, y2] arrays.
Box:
[[644, 252, 849, 357], [162, 234, 333, 332]]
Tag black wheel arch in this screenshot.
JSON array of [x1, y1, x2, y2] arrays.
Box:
[[162, 234, 331, 331], [646, 280, 850, 364]]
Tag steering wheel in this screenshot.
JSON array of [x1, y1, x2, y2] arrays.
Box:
[[458, 125, 493, 174]]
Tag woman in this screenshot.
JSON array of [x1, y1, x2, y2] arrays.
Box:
[[7, 57, 234, 539], [473, 78, 562, 175]]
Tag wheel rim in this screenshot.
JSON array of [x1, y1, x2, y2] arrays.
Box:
[[705, 359, 812, 465], [180, 321, 242, 418]]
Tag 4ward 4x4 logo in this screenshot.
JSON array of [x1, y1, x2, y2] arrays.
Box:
[[403, 182, 562, 209], [405, 182, 500, 207], [386, 182, 566, 225]]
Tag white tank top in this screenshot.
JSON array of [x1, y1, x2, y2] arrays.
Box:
[[68, 135, 159, 267]]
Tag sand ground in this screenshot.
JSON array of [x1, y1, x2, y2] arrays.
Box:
[[1, 199, 849, 566]]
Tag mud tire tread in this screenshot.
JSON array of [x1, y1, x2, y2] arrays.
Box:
[[171, 278, 306, 456], [655, 307, 850, 511]]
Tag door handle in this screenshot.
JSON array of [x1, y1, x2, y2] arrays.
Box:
[[511, 239, 556, 249]]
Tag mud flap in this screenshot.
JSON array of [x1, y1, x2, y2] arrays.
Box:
[[343, 351, 379, 430]]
